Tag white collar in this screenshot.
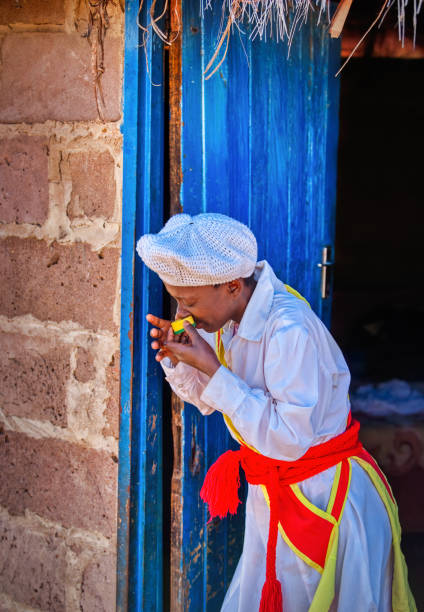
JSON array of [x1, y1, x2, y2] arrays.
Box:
[[236, 260, 285, 342]]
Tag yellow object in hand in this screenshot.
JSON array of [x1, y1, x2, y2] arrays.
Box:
[[171, 315, 196, 335]]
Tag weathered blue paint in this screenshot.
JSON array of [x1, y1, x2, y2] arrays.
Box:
[[118, 0, 165, 610], [117, 2, 139, 608], [174, 6, 341, 611]]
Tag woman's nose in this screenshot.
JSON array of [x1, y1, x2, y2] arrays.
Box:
[[175, 305, 190, 319]]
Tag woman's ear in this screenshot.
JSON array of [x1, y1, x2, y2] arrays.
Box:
[[227, 280, 242, 297]]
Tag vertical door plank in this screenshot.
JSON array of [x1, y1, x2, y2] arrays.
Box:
[[119, 0, 165, 610], [321, 27, 342, 324], [118, 3, 139, 607]]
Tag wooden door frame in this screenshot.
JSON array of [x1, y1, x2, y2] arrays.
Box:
[[118, 0, 166, 609]]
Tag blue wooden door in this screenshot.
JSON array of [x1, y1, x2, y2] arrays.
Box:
[[170, 4, 341, 611]]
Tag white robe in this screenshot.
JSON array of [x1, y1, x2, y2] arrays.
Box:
[[162, 260, 393, 612]]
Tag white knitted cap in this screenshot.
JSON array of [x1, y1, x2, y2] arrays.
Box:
[[136, 213, 257, 286]]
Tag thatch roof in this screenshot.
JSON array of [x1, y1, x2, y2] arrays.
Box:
[[201, 0, 423, 76], [135, 0, 422, 78]]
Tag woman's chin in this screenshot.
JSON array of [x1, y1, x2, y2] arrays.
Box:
[[203, 324, 220, 334]]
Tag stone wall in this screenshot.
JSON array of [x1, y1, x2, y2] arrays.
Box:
[[0, 1, 124, 610]]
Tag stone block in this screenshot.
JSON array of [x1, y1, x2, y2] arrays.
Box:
[[103, 352, 119, 439], [0, 332, 70, 426], [0, 33, 122, 123], [80, 552, 117, 612], [0, 431, 118, 537], [0, 238, 119, 332], [0, 136, 49, 225], [0, 517, 66, 611], [0, 0, 65, 25], [74, 347, 96, 383], [68, 151, 116, 220]]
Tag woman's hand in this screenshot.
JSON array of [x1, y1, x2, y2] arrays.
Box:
[[164, 321, 221, 377], [146, 313, 191, 366]]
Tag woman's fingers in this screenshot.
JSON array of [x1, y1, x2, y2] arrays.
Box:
[[150, 327, 188, 353], [146, 313, 170, 329], [150, 326, 177, 341], [182, 321, 198, 338], [163, 323, 220, 376], [155, 347, 179, 366], [146, 314, 180, 363], [146, 315, 195, 368], [147, 314, 173, 345], [164, 339, 189, 359], [166, 327, 176, 342], [165, 325, 197, 357], [146, 313, 164, 326], [155, 349, 169, 362], [150, 327, 168, 349]]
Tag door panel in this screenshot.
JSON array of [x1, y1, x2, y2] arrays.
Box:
[[170, 4, 340, 610], [119, 1, 166, 610], [180, 9, 340, 317]]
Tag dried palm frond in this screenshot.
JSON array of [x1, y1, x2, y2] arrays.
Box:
[[203, 0, 330, 78], [135, 0, 422, 78], [211, 0, 328, 44], [335, 0, 390, 74], [81, 0, 120, 121], [137, 0, 180, 48]]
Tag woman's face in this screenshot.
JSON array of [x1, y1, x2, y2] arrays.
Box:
[[164, 281, 242, 333]]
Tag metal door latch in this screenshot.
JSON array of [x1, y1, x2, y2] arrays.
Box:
[[317, 246, 334, 299]]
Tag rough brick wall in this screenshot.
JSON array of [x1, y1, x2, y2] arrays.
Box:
[[0, 1, 124, 610]]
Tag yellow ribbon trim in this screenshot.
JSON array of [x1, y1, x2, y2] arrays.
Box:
[[352, 457, 417, 612], [308, 524, 339, 612]]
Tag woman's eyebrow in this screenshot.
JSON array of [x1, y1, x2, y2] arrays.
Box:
[[174, 294, 196, 301]]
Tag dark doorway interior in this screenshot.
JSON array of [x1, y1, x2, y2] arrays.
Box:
[[332, 58, 424, 385], [332, 57, 424, 606]]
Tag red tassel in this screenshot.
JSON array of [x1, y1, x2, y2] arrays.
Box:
[[200, 450, 242, 519], [259, 577, 283, 612]]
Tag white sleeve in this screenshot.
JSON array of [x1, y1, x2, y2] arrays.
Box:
[[199, 325, 323, 459], [161, 359, 216, 415]]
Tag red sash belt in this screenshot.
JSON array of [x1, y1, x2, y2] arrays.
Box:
[[200, 418, 364, 612]]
